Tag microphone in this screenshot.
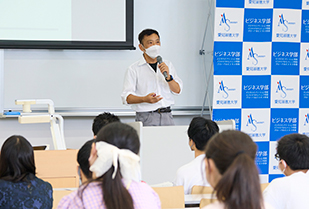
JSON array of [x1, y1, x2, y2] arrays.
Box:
[[157, 56, 168, 79]]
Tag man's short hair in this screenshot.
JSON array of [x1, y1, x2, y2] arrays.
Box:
[[277, 133, 309, 170], [138, 29, 160, 45], [92, 112, 120, 135], [187, 117, 219, 151]]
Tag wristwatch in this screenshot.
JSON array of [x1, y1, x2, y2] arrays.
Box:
[[165, 74, 173, 82]]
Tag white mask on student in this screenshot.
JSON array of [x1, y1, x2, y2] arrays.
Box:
[[144, 45, 161, 59], [280, 159, 287, 175]]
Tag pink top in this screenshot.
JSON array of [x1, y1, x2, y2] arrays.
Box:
[[57, 181, 161, 209]]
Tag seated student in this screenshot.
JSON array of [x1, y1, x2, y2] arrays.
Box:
[[92, 112, 120, 137], [203, 130, 273, 209], [0, 135, 53, 209], [58, 123, 161, 209], [263, 133, 309, 209], [76, 112, 120, 183], [174, 117, 219, 194]]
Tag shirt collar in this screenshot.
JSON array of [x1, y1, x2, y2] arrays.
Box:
[[137, 55, 148, 66]]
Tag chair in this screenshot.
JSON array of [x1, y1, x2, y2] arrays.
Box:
[[215, 120, 236, 132], [152, 186, 185, 208], [191, 186, 214, 194], [34, 149, 79, 188], [261, 183, 269, 191], [200, 198, 215, 208]]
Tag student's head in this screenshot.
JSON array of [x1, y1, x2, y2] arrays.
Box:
[[276, 133, 309, 175], [95, 122, 140, 155], [88, 122, 140, 209], [77, 139, 95, 183], [187, 117, 219, 151], [92, 112, 120, 136], [205, 130, 262, 209], [0, 135, 35, 182]]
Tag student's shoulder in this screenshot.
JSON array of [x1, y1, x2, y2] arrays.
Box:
[[0, 179, 13, 189], [33, 176, 52, 189]]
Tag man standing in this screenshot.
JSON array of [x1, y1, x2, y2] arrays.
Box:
[[121, 29, 183, 126]]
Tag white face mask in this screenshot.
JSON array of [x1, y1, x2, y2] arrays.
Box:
[[280, 160, 287, 175], [144, 45, 161, 59]]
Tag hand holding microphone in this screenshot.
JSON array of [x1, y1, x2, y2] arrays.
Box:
[[157, 56, 168, 79]]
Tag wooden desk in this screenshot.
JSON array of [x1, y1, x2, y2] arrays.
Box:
[[185, 194, 215, 207], [34, 149, 79, 188]]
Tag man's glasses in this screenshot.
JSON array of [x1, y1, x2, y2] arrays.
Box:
[[275, 153, 280, 161]]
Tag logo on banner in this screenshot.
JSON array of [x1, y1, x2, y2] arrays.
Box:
[[306, 49, 309, 60], [276, 80, 293, 98], [247, 47, 266, 65], [277, 14, 295, 32], [246, 114, 264, 132], [219, 13, 237, 32], [217, 80, 236, 99], [304, 114, 309, 126]]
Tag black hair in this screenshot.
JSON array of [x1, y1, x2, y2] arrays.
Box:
[[187, 117, 219, 151], [138, 29, 160, 45], [277, 133, 309, 170], [77, 139, 95, 180], [82, 122, 140, 209], [92, 112, 120, 135], [205, 130, 263, 209], [0, 135, 36, 182]]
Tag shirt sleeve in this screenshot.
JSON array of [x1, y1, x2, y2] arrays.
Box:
[[174, 167, 190, 194], [121, 66, 137, 105], [168, 62, 183, 95]]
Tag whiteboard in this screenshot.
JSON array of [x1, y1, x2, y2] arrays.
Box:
[[1, 0, 214, 113], [0, 0, 134, 50]]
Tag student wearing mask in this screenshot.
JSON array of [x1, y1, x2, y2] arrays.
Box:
[[263, 133, 309, 209]]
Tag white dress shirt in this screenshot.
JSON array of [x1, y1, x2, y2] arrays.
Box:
[[121, 56, 183, 112], [174, 154, 210, 194], [263, 170, 309, 209]]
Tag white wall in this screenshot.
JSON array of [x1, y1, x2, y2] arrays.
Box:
[[0, 0, 214, 148]]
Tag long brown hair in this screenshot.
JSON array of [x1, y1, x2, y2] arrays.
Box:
[[82, 122, 139, 209], [205, 130, 263, 209]]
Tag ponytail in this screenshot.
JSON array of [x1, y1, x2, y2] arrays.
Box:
[[215, 153, 263, 209], [80, 165, 134, 209], [102, 167, 134, 209]]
